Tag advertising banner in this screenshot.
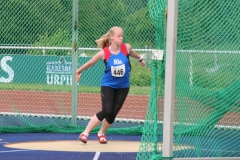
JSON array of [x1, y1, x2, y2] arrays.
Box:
[[0, 55, 104, 86]]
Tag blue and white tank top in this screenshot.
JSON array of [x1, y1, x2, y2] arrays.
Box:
[[101, 44, 131, 88]]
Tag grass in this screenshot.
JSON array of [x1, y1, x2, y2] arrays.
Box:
[[0, 83, 151, 95]]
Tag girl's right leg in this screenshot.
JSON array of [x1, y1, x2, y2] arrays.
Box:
[[83, 114, 102, 133], [79, 114, 101, 143]]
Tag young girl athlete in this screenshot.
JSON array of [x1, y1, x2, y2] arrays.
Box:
[[75, 26, 146, 144]]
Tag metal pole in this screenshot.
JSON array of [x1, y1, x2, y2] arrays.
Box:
[[71, 0, 78, 125], [162, 0, 178, 159]]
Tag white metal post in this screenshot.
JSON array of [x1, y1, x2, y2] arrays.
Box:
[[162, 0, 178, 159], [71, 0, 78, 125]]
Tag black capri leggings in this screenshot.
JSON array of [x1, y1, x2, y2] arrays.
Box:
[[96, 86, 129, 124]]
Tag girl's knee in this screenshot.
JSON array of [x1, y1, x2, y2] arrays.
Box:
[[96, 110, 112, 121], [106, 117, 115, 124]]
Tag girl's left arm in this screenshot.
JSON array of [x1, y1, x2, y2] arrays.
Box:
[[126, 43, 146, 66]]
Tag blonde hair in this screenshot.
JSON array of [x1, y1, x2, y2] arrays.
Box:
[[96, 26, 123, 49]]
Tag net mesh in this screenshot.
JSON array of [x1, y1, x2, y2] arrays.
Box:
[[1, 0, 240, 159], [0, 0, 153, 134], [137, 0, 240, 159]]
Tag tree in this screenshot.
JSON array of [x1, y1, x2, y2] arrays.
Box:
[[26, 29, 71, 55], [1, 0, 71, 48], [124, 7, 155, 48], [78, 0, 127, 47]]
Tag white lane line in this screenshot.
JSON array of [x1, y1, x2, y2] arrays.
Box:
[[93, 151, 101, 160], [0, 150, 30, 153]]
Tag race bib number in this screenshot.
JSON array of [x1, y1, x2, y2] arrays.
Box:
[[111, 64, 125, 77]]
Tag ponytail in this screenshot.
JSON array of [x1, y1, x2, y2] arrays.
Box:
[[95, 32, 111, 49], [96, 26, 123, 49]]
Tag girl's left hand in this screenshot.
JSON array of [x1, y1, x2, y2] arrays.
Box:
[[139, 60, 146, 66]]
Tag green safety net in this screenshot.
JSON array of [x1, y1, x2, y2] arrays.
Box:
[[137, 0, 240, 159]]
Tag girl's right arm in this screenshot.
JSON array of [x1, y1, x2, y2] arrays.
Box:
[[76, 50, 103, 82]]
